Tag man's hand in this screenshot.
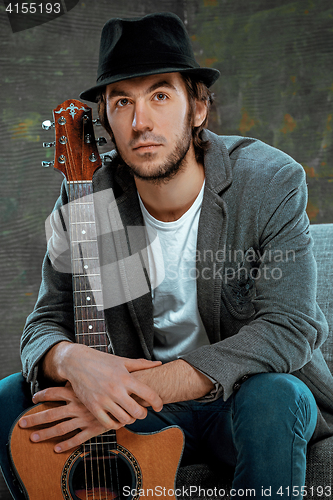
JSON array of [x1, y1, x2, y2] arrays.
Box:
[[19, 383, 113, 453], [50, 343, 163, 427], [19, 341, 163, 452]]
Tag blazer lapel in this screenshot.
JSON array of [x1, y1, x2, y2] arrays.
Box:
[[196, 131, 233, 344], [107, 166, 155, 358]]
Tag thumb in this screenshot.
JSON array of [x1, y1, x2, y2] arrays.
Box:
[[124, 357, 162, 372]]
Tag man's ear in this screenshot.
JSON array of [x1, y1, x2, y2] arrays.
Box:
[[193, 100, 208, 128]]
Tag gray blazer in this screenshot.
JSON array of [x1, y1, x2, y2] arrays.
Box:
[[21, 130, 333, 441]]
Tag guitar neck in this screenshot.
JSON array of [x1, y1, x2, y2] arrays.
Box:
[[68, 181, 118, 446], [68, 181, 109, 353]]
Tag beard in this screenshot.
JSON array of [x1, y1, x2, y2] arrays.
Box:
[[112, 116, 193, 184]]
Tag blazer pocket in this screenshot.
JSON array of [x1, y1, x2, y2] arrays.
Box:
[[221, 247, 257, 320]]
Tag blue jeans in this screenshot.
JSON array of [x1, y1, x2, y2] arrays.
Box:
[[0, 372, 317, 499]]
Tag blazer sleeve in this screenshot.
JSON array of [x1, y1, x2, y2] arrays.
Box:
[[21, 180, 75, 393], [181, 161, 329, 400]]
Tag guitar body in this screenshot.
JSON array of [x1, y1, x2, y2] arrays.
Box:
[[10, 403, 184, 499]]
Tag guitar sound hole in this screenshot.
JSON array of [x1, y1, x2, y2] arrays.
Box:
[[66, 447, 137, 500]]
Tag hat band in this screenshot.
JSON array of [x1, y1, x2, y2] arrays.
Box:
[[97, 52, 200, 83]]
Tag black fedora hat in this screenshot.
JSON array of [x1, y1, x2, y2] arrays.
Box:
[[79, 12, 220, 103]]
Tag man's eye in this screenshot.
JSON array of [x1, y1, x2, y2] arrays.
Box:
[[117, 98, 129, 107], [154, 93, 167, 101]]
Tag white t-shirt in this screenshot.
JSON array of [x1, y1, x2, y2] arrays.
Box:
[[138, 182, 211, 362]]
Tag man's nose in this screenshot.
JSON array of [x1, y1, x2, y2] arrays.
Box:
[[132, 100, 153, 132]]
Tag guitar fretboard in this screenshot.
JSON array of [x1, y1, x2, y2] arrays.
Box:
[[68, 181, 109, 353]]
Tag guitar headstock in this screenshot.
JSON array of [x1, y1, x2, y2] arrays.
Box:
[[42, 99, 105, 182]]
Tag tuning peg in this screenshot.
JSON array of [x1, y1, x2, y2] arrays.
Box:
[[41, 161, 54, 167], [89, 153, 98, 162], [93, 119, 101, 125], [42, 120, 55, 130], [96, 137, 107, 146], [43, 141, 56, 148]]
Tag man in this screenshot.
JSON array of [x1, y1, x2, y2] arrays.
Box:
[[1, 12, 333, 500]]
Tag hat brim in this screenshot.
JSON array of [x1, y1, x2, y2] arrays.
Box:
[[79, 66, 220, 103]]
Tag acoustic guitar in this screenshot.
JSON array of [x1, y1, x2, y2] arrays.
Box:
[[9, 100, 184, 500]]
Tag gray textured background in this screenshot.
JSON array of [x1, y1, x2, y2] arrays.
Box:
[[1, 0, 333, 497]]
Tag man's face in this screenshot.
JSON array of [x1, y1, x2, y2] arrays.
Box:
[[105, 72, 202, 182]]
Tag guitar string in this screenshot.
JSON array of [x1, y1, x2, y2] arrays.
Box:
[[84, 135, 104, 500], [81, 182, 97, 500], [88, 135, 112, 500], [82, 118, 114, 500], [107, 202, 122, 500], [90, 129, 119, 500], [80, 135, 97, 500], [78, 182, 93, 500], [64, 120, 92, 500], [83, 149, 110, 500], [64, 111, 123, 500], [77, 184, 90, 500], [80, 119, 106, 500], [91, 180, 103, 500]]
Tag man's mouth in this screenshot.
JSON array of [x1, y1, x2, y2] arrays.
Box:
[[133, 143, 162, 151]]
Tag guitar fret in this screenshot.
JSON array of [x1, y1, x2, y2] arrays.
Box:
[[70, 218, 96, 224], [71, 239, 97, 243], [69, 181, 93, 184], [100, 432, 117, 437], [76, 304, 103, 308], [84, 441, 117, 446], [70, 201, 94, 205], [75, 318, 104, 322], [71, 221, 96, 225], [75, 309, 105, 319], [73, 273, 100, 277], [86, 432, 116, 442], [74, 289, 102, 292], [73, 257, 98, 261], [76, 332, 107, 335]]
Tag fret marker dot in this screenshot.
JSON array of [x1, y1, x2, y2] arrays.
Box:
[[89, 325, 93, 330], [87, 296, 91, 301], [82, 230, 86, 234], [84, 265, 88, 269]]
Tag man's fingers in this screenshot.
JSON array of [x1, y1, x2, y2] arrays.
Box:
[[127, 379, 163, 412], [29, 418, 81, 443], [103, 402, 138, 426], [29, 418, 113, 452], [54, 430, 89, 453], [19, 405, 68, 429], [32, 386, 74, 404], [102, 395, 148, 424], [53, 427, 121, 453], [91, 404, 131, 431], [131, 395, 150, 407]]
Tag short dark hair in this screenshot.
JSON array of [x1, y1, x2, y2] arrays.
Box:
[[96, 74, 214, 162], [180, 74, 213, 161]]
